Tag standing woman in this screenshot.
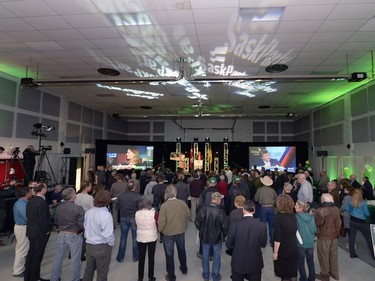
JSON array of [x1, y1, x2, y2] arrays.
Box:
[[83, 190, 114, 281], [346, 188, 374, 258], [272, 194, 298, 281], [135, 195, 158, 281], [295, 201, 316, 281], [340, 185, 353, 236]]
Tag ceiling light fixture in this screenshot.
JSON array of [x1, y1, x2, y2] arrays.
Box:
[[239, 7, 285, 22], [105, 12, 152, 26], [97, 68, 120, 76], [265, 64, 288, 73]]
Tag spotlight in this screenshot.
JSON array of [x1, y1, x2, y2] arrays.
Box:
[[223, 137, 228, 142], [286, 112, 295, 117], [176, 137, 182, 142], [205, 137, 210, 142], [348, 72, 367, 82], [33, 123, 42, 129], [45, 126, 55, 131], [193, 137, 199, 142]]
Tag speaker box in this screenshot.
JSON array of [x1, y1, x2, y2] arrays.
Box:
[[317, 150, 328, 157]]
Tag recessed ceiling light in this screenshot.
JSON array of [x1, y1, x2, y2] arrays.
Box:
[[97, 68, 120, 76], [105, 12, 152, 26], [265, 64, 288, 73], [239, 7, 285, 22]]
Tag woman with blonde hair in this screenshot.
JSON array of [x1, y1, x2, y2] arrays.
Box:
[[272, 194, 298, 281], [346, 188, 374, 258]]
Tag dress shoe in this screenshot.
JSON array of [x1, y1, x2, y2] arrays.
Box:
[[13, 273, 24, 277], [0, 242, 5, 246], [148, 278, 156, 281], [81, 256, 86, 261], [315, 273, 329, 281], [350, 254, 358, 258], [165, 274, 169, 281], [179, 265, 187, 275], [38, 278, 50, 281]]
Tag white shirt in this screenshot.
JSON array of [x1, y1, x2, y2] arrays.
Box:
[[226, 170, 233, 184], [84, 207, 114, 246], [75, 193, 94, 213]]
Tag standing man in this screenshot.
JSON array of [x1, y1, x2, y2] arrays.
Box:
[[13, 188, 33, 277], [225, 166, 233, 186], [327, 181, 340, 208], [116, 181, 141, 263], [152, 174, 168, 212], [188, 172, 204, 222], [226, 200, 267, 281], [24, 183, 52, 281], [158, 185, 190, 281], [175, 173, 190, 204], [315, 193, 341, 281], [50, 188, 85, 281], [254, 176, 277, 247], [110, 173, 127, 229], [195, 192, 228, 281], [297, 174, 313, 204]]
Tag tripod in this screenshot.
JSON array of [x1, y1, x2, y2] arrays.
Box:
[[36, 149, 57, 186]]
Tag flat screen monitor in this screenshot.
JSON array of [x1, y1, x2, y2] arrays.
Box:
[[106, 144, 154, 170], [249, 146, 296, 173]]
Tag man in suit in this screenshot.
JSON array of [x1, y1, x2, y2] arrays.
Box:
[[349, 174, 361, 189], [255, 149, 279, 168], [226, 200, 267, 281], [24, 183, 52, 281]]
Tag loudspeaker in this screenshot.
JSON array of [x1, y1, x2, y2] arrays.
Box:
[[317, 150, 328, 157]]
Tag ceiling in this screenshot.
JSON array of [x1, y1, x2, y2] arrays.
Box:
[[1, 0, 375, 119]]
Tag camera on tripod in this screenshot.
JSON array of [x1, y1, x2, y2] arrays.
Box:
[[40, 145, 52, 151]]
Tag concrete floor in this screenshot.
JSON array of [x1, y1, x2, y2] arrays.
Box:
[[0, 221, 374, 281]]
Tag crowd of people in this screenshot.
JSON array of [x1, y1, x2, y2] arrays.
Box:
[[1, 163, 375, 281]]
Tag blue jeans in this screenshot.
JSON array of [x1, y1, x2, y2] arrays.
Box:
[[298, 247, 315, 281], [162, 233, 187, 281], [202, 243, 222, 281], [51, 233, 83, 281], [116, 218, 138, 262], [259, 207, 275, 245]]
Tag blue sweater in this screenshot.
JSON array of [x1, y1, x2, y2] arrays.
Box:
[[346, 198, 370, 220]]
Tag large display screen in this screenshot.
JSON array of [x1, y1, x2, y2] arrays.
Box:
[[249, 146, 296, 172], [106, 144, 154, 170]]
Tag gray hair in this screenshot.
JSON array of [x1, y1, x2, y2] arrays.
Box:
[[321, 193, 334, 203], [138, 194, 153, 210], [164, 184, 177, 201], [62, 187, 75, 201]]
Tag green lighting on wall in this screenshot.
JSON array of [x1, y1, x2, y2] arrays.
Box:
[[0, 64, 37, 79]]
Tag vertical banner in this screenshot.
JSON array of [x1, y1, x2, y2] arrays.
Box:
[[223, 140, 229, 169], [204, 139, 210, 172], [175, 138, 181, 172], [214, 152, 219, 174]]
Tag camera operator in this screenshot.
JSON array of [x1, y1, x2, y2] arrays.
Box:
[[23, 145, 37, 187]]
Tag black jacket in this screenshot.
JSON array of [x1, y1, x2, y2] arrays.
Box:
[[195, 203, 228, 244]]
